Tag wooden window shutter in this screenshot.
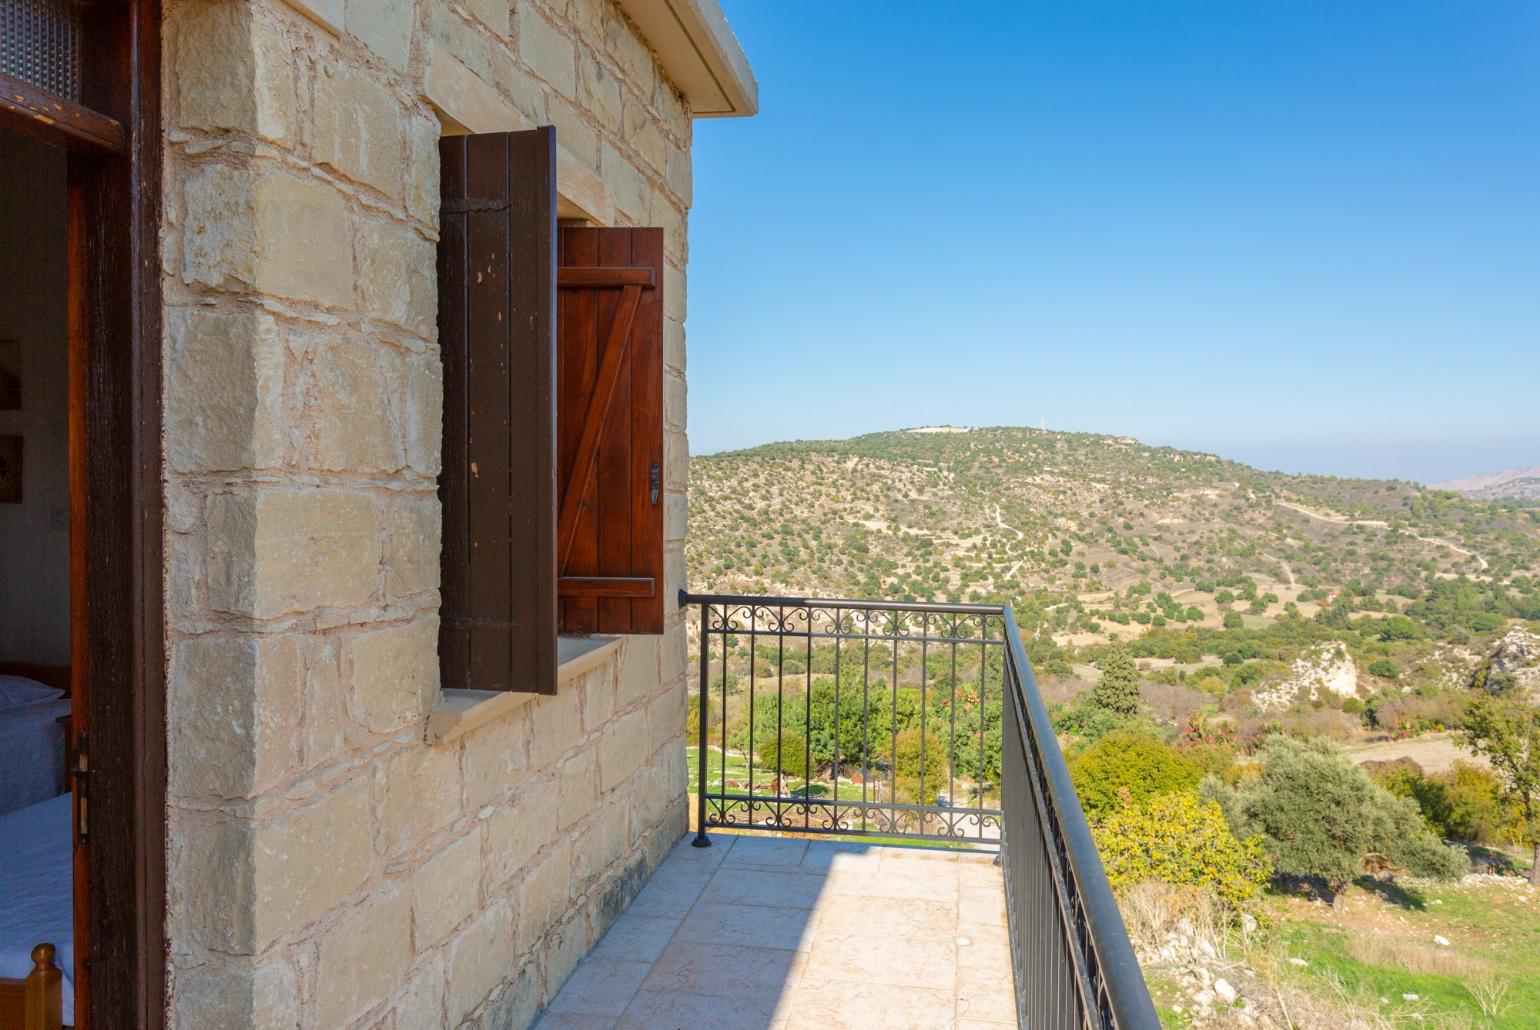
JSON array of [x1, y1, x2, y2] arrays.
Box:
[[438, 128, 558, 693], [557, 227, 666, 634]]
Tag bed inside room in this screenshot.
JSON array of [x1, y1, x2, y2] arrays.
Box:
[[0, 124, 79, 1027]]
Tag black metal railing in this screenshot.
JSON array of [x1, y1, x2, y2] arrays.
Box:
[[682, 591, 1158, 1030], [685, 592, 1006, 843], [998, 607, 1159, 1029]]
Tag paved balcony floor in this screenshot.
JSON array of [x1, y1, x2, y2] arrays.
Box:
[[536, 834, 1016, 1030]]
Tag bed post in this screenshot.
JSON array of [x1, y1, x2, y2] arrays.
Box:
[[23, 943, 61, 1030]]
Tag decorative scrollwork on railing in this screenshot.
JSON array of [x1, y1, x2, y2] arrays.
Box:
[[702, 792, 1004, 844]]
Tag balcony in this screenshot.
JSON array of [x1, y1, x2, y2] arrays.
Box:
[[539, 834, 1012, 1028], [540, 594, 1159, 1029]]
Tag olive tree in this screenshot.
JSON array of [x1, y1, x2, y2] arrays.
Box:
[[1463, 694, 1540, 885], [1203, 736, 1466, 901]]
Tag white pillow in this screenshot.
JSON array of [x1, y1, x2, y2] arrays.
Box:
[[0, 675, 65, 710]]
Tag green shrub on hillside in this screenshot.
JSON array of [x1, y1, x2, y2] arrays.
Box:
[[893, 727, 948, 803], [1051, 697, 1126, 744], [756, 731, 809, 778], [1092, 646, 1141, 716], [1372, 760, 1521, 846], [1202, 736, 1467, 898], [1069, 730, 1203, 820], [1094, 793, 1270, 906]]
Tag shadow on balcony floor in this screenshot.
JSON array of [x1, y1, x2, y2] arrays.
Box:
[[535, 833, 1015, 1029]]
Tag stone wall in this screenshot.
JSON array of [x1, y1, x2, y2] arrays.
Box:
[[160, 0, 692, 1024]]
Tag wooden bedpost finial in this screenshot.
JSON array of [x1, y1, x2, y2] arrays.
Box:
[[24, 941, 63, 1030]]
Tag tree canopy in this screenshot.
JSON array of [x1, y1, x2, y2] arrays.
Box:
[[1092, 645, 1140, 716], [1203, 736, 1466, 897]]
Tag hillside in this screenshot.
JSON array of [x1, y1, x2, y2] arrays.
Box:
[[686, 426, 1540, 1025], [688, 426, 1540, 717], [1435, 465, 1540, 502]]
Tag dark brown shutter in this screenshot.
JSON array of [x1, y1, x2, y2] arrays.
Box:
[[556, 227, 665, 634], [438, 128, 558, 693]]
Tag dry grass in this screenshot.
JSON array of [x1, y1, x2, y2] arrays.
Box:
[[1231, 970, 1482, 1030], [1121, 881, 1232, 958], [1344, 934, 1482, 978], [1465, 972, 1509, 1019]]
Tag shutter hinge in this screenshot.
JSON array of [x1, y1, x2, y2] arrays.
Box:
[[649, 461, 661, 505], [71, 730, 89, 844]]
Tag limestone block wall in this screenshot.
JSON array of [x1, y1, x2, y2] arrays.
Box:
[[160, 0, 692, 1024]]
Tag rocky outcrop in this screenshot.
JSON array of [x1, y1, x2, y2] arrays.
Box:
[[1473, 628, 1540, 701], [1254, 642, 1358, 711]]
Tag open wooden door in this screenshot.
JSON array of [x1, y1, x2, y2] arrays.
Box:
[[0, 2, 167, 1026], [67, 209, 92, 1025]]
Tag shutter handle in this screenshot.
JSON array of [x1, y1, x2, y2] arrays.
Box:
[[649, 460, 661, 505]]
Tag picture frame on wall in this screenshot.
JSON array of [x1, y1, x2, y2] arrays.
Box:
[[0, 435, 20, 503], [0, 340, 18, 409]]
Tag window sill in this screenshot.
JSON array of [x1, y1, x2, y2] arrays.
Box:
[[426, 635, 621, 745]]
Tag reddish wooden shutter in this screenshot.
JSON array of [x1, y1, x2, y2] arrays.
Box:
[[438, 128, 558, 693], [557, 227, 665, 634]]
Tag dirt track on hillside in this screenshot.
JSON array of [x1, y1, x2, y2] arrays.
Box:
[[1343, 733, 1489, 774]]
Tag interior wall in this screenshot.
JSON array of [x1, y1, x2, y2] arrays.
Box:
[[0, 131, 71, 666]]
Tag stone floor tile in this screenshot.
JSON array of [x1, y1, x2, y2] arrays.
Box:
[[588, 913, 682, 963], [676, 900, 818, 952], [958, 886, 1007, 928], [879, 845, 973, 867], [533, 1012, 618, 1029], [807, 933, 956, 990], [955, 856, 1005, 886], [955, 964, 1017, 1023], [797, 840, 884, 873], [623, 875, 705, 919], [544, 958, 652, 1017], [650, 835, 733, 881], [618, 989, 786, 1030], [826, 867, 958, 904], [700, 867, 829, 910], [643, 941, 808, 1000], [954, 932, 1011, 971], [720, 835, 810, 869], [779, 980, 956, 1030], [814, 893, 958, 942]]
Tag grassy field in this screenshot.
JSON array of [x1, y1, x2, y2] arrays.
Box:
[[686, 744, 880, 802], [1236, 877, 1538, 1027]]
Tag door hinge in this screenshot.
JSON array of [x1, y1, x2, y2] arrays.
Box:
[[70, 730, 88, 844], [649, 460, 661, 505]]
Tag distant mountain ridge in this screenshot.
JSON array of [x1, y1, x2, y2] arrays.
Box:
[[1434, 466, 1540, 501], [688, 427, 1540, 622]]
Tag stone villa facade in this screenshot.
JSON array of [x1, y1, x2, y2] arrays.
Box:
[[158, 0, 754, 1024]]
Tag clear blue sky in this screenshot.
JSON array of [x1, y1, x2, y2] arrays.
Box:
[[686, 2, 1540, 483]]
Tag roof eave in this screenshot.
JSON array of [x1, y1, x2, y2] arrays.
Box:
[[613, 0, 759, 118]]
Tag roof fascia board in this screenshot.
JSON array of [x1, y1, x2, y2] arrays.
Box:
[[614, 0, 758, 118]]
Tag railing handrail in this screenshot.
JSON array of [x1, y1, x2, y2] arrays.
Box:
[[1001, 607, 1160, 1029], [680, 589, 1008, 617], [681, 589, 1159, 1029]]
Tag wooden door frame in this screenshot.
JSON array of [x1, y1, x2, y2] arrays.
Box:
[[1, 1, 167, 1025]]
